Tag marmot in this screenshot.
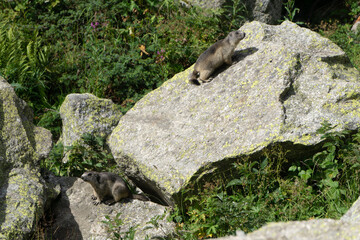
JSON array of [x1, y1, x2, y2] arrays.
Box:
[[81, 171, 148, 205], [189, 29, 245, 85]]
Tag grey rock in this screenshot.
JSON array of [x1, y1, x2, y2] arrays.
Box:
[[48, 177, 175, 240], [244, 0, 283, 24], [0, 77, 53, 239], [186, 0, 282, 24], [59, 93, 122, 161], [341, 196, 360, 223], [108, 21, 360, 206], [351, 15, 360, 34], [34, 126, 53, 161]]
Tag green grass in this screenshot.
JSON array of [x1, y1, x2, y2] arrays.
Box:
[[169, 124, 360, 238], [0, 0, 245, 139]]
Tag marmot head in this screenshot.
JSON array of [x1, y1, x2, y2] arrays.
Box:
[[81, 171, 100, 183], [228, 30, 245, 46]]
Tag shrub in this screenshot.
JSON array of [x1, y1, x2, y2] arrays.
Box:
[[1, 0, 244, 124], [43, 133, 116, 177]]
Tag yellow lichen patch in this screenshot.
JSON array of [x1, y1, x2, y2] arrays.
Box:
[[2, 165, 44, 236]]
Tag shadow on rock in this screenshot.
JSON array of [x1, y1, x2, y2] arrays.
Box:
[[211, 47, 259, 79], [233, 47, 259, 62], [47, 177, 83, 240]]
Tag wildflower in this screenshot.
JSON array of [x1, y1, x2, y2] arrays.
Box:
[[156, 49, 166, 63], [91, 22, 100, 30]]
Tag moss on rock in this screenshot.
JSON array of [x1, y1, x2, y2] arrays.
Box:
[[59, 93, 122, 162]]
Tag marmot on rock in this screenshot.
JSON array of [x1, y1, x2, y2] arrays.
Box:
[[189, 29, 246, 85], [81, 171, 148, 205]]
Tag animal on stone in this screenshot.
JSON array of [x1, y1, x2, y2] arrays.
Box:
[[81, 171, 148, 205], [189, 29, 246, 85]]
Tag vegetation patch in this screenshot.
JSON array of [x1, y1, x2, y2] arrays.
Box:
[[0, 0, 246, 139], [42, 133, 116, 177], [170, 123, 360, 238]]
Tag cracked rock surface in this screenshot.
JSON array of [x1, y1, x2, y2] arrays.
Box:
[[108, 21, 360, 206]]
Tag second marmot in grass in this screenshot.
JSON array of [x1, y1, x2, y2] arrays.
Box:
[[81, 171, 148, 205], [189, 29, 245, 85]]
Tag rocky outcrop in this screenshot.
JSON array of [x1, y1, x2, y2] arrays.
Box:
[[187, 0, 282, 24], [216, 196, 360, 239], [244, 0, 283, 24], [46, 93, 172, 239], [108, 21, 360, 206], [47, 176, 174, 240], [0, 77, 53, 239], [59, 93, 122, 161]]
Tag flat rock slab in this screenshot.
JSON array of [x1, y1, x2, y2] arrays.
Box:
[[108, 21, 360, 206], [48, 177, 174, 240]]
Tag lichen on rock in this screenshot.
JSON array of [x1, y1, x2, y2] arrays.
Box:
[[108, 21, 360, 206], [59, 93, 122, 162], [0, 77, 53, 239]]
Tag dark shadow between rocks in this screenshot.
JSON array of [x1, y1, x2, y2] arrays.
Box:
[[0, 168, 10, 235], [47, 177, 83, 240]]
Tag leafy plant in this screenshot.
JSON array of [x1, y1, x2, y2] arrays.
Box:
[[348, 0, 360, 17], [282, 0, 303, 24], [102, 213, 140, 240], [221, 0, 248, 31], [43, 133, 116, 177], [102, 212, 168, 240], [0, 22, 53, 109], [36, 106, 62, 140], [288, 122, 360, 215]]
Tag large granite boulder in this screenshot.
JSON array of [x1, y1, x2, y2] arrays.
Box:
[[0, 77, 53, 239], [59, 93, 122, 161], [47, 176, 174, 240], [108, 20, 360, 206]]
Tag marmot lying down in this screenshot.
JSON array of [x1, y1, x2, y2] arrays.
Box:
[[81, 171, 148, 205], [189, 29, 246, 85]]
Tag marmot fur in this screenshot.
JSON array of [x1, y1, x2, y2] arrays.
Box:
[[81, 171, 148, 205], [189, 29, 245, 85]]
